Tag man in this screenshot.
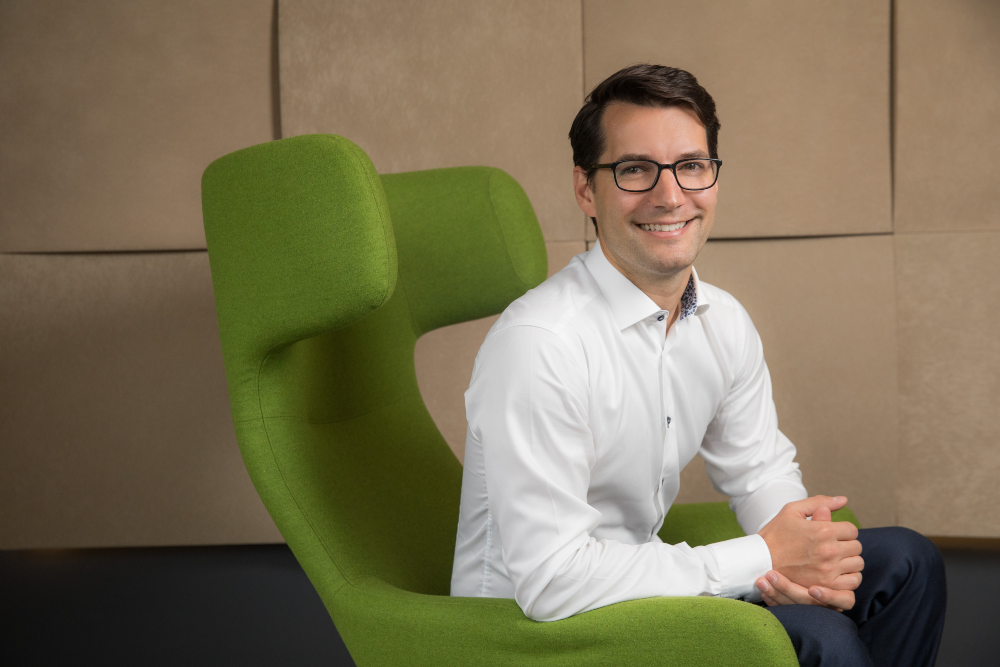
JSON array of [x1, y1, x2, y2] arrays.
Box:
[[452, 64, 945, 666]]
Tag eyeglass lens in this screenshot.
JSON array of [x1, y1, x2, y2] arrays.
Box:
[[614, 160, 718, 192]]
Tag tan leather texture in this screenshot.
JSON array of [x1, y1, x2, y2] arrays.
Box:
[[583, 0, 892, 239], [4, 0, 1000, 547], [695, 236, 899, 527], [0, 253, 281, 548], [0, 0, 276, 251], [278, 0, 586, 243], [894, 0, 1000, 233], [895, 232, 1000, 537]]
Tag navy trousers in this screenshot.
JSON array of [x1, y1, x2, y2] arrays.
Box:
[[766, 527, 946, 667]]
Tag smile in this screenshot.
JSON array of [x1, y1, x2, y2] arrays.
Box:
[[637, 220, 690, 232]]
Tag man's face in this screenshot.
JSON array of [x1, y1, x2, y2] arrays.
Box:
[[574, 103, 717, 284]]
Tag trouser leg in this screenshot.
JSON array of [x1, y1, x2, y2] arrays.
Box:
[[766, 526, 946, 667], [767, 604, 874, 666], [845, 526, 946, 667]]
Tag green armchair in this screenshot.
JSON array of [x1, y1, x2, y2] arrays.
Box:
[[201, 134, 811, 665]]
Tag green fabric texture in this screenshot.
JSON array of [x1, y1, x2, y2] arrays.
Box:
[[202, 134, 397, 423], [202, 134, 800, 665]]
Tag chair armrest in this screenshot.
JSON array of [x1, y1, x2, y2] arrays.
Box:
[[831, 506, 862, 529], [659, 501, 863, 547], [333, 578, 797, 666]]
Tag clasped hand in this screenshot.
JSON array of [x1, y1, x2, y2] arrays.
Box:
[[755, 496, 864, 612]]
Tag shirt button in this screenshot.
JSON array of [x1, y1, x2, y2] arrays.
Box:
[[657, 314, 665, 321]]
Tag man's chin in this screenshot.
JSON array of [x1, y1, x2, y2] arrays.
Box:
[[629, 252, 697, 280], [634, 242, 701, 275]]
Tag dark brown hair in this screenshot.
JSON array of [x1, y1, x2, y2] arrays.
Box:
[[569, 64, 721, 184]]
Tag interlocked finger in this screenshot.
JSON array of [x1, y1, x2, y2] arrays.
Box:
[[831, 571, 863, 591], [838, 555, 865, 574], [756, 570, 855, 612], [830, 521, 860, 541]]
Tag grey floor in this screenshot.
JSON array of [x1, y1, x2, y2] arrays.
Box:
[[0, 545, 354, 666], [1, 544, 997, 666], [936, 549, 1000, 667]]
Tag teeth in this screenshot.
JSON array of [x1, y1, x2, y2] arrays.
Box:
[[639, 221, 688, 232]]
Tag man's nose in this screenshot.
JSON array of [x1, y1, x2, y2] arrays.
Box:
[[649, 168, 686, 208]]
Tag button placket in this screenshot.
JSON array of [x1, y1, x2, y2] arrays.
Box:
[[654, 345, 680, 536], [649, 330, 668, 539]]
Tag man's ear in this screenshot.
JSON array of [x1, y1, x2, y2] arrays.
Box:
[[573, 166, 598, 219]]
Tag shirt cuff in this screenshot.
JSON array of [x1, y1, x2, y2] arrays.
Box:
[[707, 533, 772, 602]]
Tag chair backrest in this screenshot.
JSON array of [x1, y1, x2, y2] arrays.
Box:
[[202, 135, 546, 606]]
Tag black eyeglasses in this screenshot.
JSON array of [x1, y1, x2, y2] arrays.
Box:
[[590, 158, 723, 192]]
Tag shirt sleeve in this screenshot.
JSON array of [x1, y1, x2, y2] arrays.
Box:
[[699, 302, 809, 537], [467, 323, 771, 621]]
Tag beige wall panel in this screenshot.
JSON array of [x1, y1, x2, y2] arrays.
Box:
[[544, 241, 589, 280], [583, 0, 891, 239], [693, 235, 899, 527], [676, 456, 729, 505], [416, 315, 498, 463], [0, 0, 276, 252], [895, 0, 1000, 233], [896, 231, 1000, 536], [416, 241, 586, 461], [0, 253, 281, 549], [279, 0, 584, 242]]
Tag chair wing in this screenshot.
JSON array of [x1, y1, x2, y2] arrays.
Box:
[[202, 134, 397, 423], [382, 167, 547, 337]]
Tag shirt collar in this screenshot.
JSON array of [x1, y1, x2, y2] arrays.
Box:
[[583, 240, 710, 331]]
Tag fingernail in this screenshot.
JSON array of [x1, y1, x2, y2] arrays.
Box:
[[756, 579, 768, 592], [766, 572, 778, 584], [810, 588, 823, 600]]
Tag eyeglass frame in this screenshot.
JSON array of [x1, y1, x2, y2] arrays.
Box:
[[589, 158, 723, 192]]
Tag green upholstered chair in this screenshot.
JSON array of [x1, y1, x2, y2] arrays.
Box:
[[202, 134, 853, 665]]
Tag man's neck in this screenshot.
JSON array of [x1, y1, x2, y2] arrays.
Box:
[[598, 241, 692, 329]]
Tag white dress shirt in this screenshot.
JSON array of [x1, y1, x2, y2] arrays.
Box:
[[450, 241, 807, 622]]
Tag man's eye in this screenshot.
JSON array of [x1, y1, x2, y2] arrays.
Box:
[[679, 161, 706, 172], [619, 163, 652, 175]]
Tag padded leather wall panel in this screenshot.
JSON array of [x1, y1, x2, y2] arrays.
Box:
[[0, 253, 281, 549], [675, 456, 728, 505], [583, 0, 891, 239], [415, 315, 499, 464], [278, 0, 585, 243], [692, 235, 899, 526], [416, 241, 586, 461], [895, 0, 1000, 233], [0, 0, 276, 251], [896, 232, 1000, 537]]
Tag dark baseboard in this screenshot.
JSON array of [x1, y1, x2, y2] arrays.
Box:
[[930, 536, 1000, 551]]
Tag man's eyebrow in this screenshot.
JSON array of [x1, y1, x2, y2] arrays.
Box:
[[612, 150, 710, 162], [613, 152, 657, 162]]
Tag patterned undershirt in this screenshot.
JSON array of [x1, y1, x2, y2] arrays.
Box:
[[679, 273, 698, 320]]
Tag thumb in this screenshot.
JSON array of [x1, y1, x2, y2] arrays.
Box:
[[793, 495, 848, 518], [812, 505, 832, 522]]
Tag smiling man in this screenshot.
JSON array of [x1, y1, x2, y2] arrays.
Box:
[[451, 64, 945, 666]]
